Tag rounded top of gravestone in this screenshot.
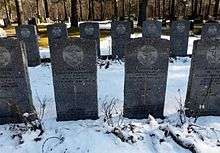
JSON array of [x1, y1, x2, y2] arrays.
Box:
[[147, 23, 158, 33], [116, 24, 126, 35], [206, 45, 220, 65], [207, 25, 218, 35], [20, 28, 31, 38], [176, 22, 186, 33], [63, 45, 84, 67], [84, 25, 95, 36], [137, 45, 158, 66], [52, 26, 62, 38], [0, 47, 11, 67]]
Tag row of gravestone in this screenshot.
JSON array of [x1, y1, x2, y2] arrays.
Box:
[[0, 22, 219, 124], [14, 20, 220, 68]]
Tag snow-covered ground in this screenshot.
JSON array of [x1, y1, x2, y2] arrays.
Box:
[[0, 35, 219, 153]]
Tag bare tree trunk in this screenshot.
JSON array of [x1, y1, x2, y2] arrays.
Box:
[[79, 0, 83, 20], [4, 0, 10, 22], [193, 0, 198, 18], [137, 0, 148, 26], [206, 0, 212, 18], [162, 0, 165, 18], [100, 1, 103, 20], [122, 0, 125, 18], [199, 0, 203, 15], [36, 0, 39, 17], [158, 0, 161, 18], [63, 1, 68, 21], [91, 0, 95, 20], [191, 0, 194, 17], [213, 0, 220, 17], [71, 0, 78, 27], [14, 0, 24, 25], [170, 0, 175, 21], [113, 0, 118, 20], [43, 0, 49, 19]]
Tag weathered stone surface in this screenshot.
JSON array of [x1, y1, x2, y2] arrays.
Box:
[[111, 21, 131, 59], [0, 38, 36, 125], [170, 20, 190, 57], [201, 23, 220, 40], [79, 22, 100, 57], [48, 26, 98, 121], [185, 39, 220, 116], [124, 38, 170, 119], [16, 25, 41, 67], [47, 23, 68, 45], [142, 20, 162, 38]]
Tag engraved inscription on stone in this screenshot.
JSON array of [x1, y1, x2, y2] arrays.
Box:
[[0, 47, 11, 67], [208, 26, 217, 35], [20, 28, 31, 38], [176, 23, 185, 33], [62, 45, 84, 67], [137, 45, 158, 65], [52, 27, 62, 38], [206, 45, 220, 65], [84, 25, 95, 36], [147, 23, 157, 33], [116, 24, 126, 35]]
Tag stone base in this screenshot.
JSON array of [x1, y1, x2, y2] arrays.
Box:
[[186, 109, 220, 117], [57, 113, 99, 121], [123, 106, 164, 119]]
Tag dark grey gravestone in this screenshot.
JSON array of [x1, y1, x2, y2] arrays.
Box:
[[47, 23, 68, 45], [49, 36, 98, 121], [0, 38, 36, 125], [201, 23, 220, 40], [185, 39, 220, 116], [111, 21, 131, 59], [79, 22, 100, 57], [142, 20, 162, 38], [170, 20, 190, 57], [124, 38, 170, 119], [16, 25, 41, 67]]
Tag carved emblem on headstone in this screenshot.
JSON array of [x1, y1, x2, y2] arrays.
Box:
[[176, 23, 185, 33], [206, 46, 220, 64], [20, 28, 31, 38], [147, 23, 157, 33], [208, 26, 217, 35], [0, 47, 11, 67], [137, 45, 158, 65], [116, 24, 126, 35], [84, 25, 94, 36], [52, 27, 62, 38], [63, 45, 84, 67]]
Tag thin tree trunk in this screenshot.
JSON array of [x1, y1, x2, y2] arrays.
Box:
[[4, 0, 10, 23], [191, 0, 194, 17], [213, 0, 220, 17], [199, 0, 203, 15], [113, 0, 118, 20], [79, 0, 83, 20], [43, 0, 49, 19], [206, 0, 212, 18], [137, 0, 148, 26], [162, 0, 165, 19], [100, 1, 103, 20], [36, 0, 39, 17], [63, 1, 68, 21], [170, 0, 175, 21], [158, 0, 161, 18], [14, 0, 24, 25], [71, 0, 78, 27], [122, 0, 125, 17], [193, 0, 198, 18]]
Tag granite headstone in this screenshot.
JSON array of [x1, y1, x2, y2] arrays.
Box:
[[48, 25, 98, 121], [142, 20, 162, 38], [201, 23, 220, 40], [124, 38, 170, 119], [185, 39, 220, 116], [170, 20, 190, 57], [111, 21, 131, 59], [16, 25, 41, 67], [79, 22, 100, 57], [0, 38, 36, 125]]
